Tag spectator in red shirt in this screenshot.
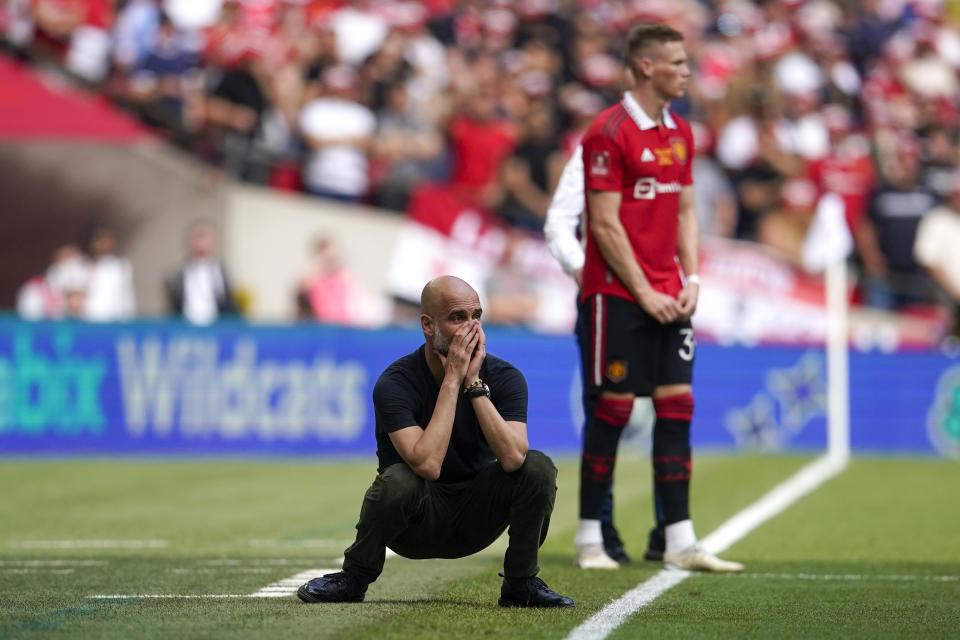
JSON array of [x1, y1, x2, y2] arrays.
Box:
[[32, 0, 113, 82], [447, 81, 518, 210], [808, 104, 876, 233]]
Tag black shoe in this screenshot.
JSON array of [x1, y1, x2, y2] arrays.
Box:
[[498, 573, 575, 608], [297, 571, 367, 603], [643, 526, 665, 562], [601, 521, 631, 565]]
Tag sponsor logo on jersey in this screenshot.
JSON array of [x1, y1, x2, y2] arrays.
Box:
[[589, 150, 611, 176], [641, 148, 655, 162], [670, 137, 688, 165], [606, 360, 628, 383], [633, 177, 683, 200], [655, 148, 674, 166]]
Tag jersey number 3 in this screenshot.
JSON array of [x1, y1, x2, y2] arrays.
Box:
[[678, 328, 695, 362]]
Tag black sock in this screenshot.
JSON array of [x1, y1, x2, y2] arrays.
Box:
[[652, 394, 693, 525], [580, 397, 632, 520]]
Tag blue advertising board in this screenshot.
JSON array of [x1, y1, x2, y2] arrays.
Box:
[[0, 317, 958, 458]]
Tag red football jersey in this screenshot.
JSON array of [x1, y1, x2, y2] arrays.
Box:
[[808, 135, 875, 230], [581, 94, 694, 303]]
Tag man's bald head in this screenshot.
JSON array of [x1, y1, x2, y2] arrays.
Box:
[[420, 276, 478, 318], [420, 276, 482, 356]]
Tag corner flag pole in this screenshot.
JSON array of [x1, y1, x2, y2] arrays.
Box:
[[825, 257, 851, 464]]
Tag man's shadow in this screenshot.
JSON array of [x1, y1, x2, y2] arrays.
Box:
[[347, 598, 492, 609]]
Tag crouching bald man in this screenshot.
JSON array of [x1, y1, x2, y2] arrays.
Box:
[[298, 276, 574, 608]]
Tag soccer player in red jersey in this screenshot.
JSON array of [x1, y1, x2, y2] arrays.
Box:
[[573, 23, 743, 572]]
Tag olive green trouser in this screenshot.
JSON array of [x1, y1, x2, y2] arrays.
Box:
[[342, 450, 557, 584]]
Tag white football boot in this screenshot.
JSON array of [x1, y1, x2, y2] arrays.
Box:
[[574, 543, 620, 569], [662, 545, 745, 573]]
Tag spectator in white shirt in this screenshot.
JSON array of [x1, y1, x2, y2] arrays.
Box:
[[17, 244, 88, 320], [915, 172, 960, 337], [299, 64, 376, 202], [84, 226, 136, 322], [166, 221, 238, 325]]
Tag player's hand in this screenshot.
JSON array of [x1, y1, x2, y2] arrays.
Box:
[[436, 321, 480, 383], [638, 289, 683, 325], [572, 268, 583, 289], [677, 282, 699, 319], [464, 324, 486, 387]]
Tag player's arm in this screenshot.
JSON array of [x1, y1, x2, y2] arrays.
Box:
[[388, 323, 481, 481], [926, 264, 960, 301], [463, 325, 528, 472], [589, 189, 681, 324], [676, 186, 701, 318], [544, 146, 586, 286], [915, 216, 960, 300], [501, 156, 551, 220]]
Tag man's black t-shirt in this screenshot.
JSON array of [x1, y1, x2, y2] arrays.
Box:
[[868, 185, 937, 273], [372, 345, 528, 483]]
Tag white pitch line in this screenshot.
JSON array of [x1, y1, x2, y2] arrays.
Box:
[[3, 568, 75, 574], [725, 572, 960, 583], [247, 539, 355, 549], [0, 560, 107, 567], [699, 455, 846, 555], [86, 538, 403, 600], [199, 558, 309, 566], [571, 568, 691, 639], [89, 594, 248, 599], [10, 540, 167, 549], [248, 568, 339, 598], [565, 453, 848, 640], [87, 568, 340, 600], [169, 568, 276, 574]]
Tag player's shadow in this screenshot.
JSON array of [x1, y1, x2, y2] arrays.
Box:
[[365, 598, 492, 609]]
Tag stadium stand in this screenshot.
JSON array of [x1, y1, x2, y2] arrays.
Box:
[[1, 0, 958, 345]]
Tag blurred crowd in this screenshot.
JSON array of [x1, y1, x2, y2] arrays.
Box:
[[16, 226, 136, 322], [15, 222, 242, 325], [3, 0, 960, 334], [15, 219, 391, 327]]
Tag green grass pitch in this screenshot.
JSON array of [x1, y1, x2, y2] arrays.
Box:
[[1, 455, 958, 639]]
